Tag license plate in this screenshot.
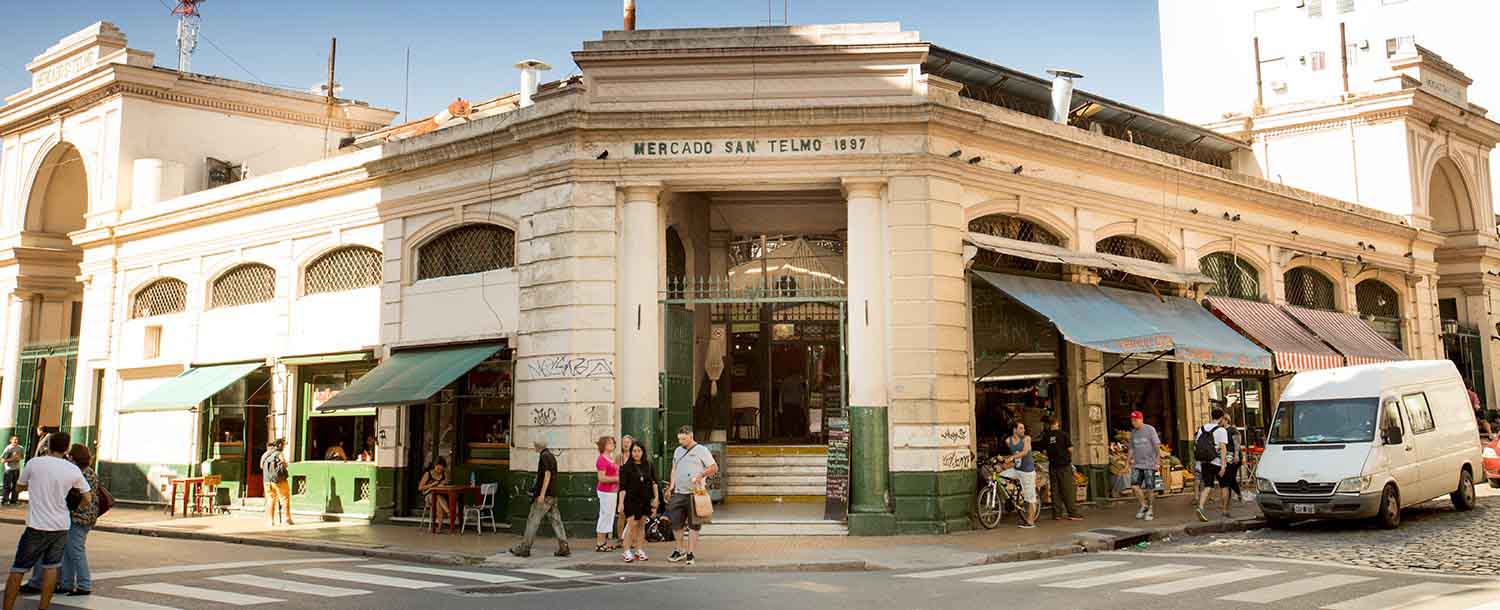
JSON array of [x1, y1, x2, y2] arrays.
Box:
[[1292, 504, 1316, 514]]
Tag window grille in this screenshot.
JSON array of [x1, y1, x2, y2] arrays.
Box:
[[209, 264, 276, 309], [666, 228, 687, 301], [416, 224, 515, 280], [1096, 236, 1168, 285], [131, 278, 187, 319], [305, 246, 382, 295], [1356, 279, 1403, 349], [1307, 0, 1323, 17], [1284, 267, 1337, 310], [968, 214, 1064, 276], [1199, 253, 1261, 300]]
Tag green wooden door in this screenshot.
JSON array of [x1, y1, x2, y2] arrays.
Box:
[[661, 306, 695, 471], [58, 354, 77, 438], [13, 358, 39, 456]]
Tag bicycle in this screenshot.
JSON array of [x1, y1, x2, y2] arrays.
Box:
[[976, 456, 1027, 529]]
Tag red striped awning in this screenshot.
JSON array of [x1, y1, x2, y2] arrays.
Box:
[[1280, 305, 1408, 366], [1204, 297, 1345, 372]]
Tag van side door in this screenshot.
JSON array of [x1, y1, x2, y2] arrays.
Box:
[[1399, 392, 1439, 501], [1380, 397, 1419, 503]]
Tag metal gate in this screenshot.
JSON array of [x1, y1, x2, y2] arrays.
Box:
[[15, 340, 79, 456], [1442, 322, 1486, 408]]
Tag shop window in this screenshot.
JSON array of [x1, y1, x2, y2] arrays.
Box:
[[209, 264, 276, 309], [459, 357, 514, 466], [1356, 279, 1402, 349], [968, 214, 1064, 276], [1309, 51, 1327, 71], [1096, 236, 1170, 286], [1208, 377, 1269, 449], [1306, 0, 1323, 18], [1336, 0, 1354, 14], [1199, 253, 1261, 300], [355, 477, 371, 502], [131, 278, 187, 318], [304, 246, 382, 295], [302, 364, 377, 462], [416, 224, 515, 280], [143, 325, 163, 359], [1284, 267, 1337, 310], [203, 367, 272, 467]]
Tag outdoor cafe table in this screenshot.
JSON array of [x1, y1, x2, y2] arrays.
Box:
[[166, 476, 206, 517], [427, 484, 478, 533]]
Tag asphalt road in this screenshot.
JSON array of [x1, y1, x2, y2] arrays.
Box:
[[0, 523, 1497, 610]]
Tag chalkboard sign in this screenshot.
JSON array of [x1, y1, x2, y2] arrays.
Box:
[[824, 416, 850, 521]]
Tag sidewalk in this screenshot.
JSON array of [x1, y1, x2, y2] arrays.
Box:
[[0, 491, 1263, 572]]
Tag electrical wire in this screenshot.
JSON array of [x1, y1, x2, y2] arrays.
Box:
[[152, 0, 268, 85]]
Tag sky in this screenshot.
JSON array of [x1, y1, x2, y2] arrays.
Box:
[[0, 0, 1166, 122]]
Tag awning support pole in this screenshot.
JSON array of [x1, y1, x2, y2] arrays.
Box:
[[1113, 351, 1170, 383], [1190, 369, 1237, 392], [974, 351, 1019, 383], [1080, 351, 1155, 388]]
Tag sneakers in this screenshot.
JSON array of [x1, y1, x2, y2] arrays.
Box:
[[555, 544, 571, 558], [1195, 507, 1209, 522], [17, 584, 39, 595], [1135, 506, 1149, 519], [622, 550, 635, 563], [668, 550, 686, 563], [1018, 522, 1037, 529], [685, 553, 696, 566], [635, 549, 648, 562], [509, 546, 531, 558], [1144, 510, 1155, 521], [67, 590, 91, 597]]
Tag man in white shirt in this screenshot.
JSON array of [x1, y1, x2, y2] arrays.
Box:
[[3, 432, 91, 610], [1194, 408, 1230, 523]]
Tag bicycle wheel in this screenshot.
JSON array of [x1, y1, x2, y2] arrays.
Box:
[[976, 485, 1003, 529]]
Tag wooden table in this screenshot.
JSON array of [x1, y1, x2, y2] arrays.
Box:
[[427, 484, 477, 533], [167, 477, 206, 517]]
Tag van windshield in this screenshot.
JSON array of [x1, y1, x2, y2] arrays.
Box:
[[1268, 398, 1379, 444]]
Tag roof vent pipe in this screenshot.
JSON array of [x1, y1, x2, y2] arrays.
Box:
[[1045, 68, 1083, 124], [624, 0, 636, 31], [514, 59, 552, 108]]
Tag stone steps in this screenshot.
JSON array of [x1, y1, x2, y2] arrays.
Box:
[[724, 446, 828, 501]]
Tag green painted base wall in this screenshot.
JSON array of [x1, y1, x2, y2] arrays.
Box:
[[450, 463, 509, 520], [849, 406, 891, 515], [507, 471, 598, 539], [287, 462, 394, 519], [621, 407, 659, 466], [97, 461, 190, 503], [891, 470, 975, 535]]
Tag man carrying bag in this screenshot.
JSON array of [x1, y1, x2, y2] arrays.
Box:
[[665, 426, 716, 567]]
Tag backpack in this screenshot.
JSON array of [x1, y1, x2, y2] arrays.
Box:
[[1194, 425, 1222, 462], [260, 450, 287, 484]]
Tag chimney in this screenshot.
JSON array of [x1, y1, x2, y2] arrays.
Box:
[[513, 59, 553, 108], [1045, 68, 1083, 124], [624, 0, 636, 31]]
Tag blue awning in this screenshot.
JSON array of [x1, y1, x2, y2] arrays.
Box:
[[972, 271, 1173, 355], [1102, 287, 1274, 371]]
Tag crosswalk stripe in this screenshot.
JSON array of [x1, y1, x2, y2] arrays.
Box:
[[209, 574, 371, 597], [122, 583, 283, 606], [32, 594, 181, 610], [363, 563, 525, 583], [285, 568, 448, 589], [897, 560, 1061, 580], [1125, 568, 1284, 595], [965, 561, 1127, 584], [95, 558, 364, 581], [1043, 564, 1197, 589], [513, 568, 590, 579], [1220, 574, 1378, 604], [1324, 582, 1482, 610]]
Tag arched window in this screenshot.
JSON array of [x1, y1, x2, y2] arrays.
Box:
[[1096, 235, 1170, 285], [968, 214, 1064, 275], [304, 246, 382, 295], [1356, 279, 1402, 349], [666, 227, 687, 301], [131, 278, 188, 318], [1199, 253, 1261, 300], [1284, 267, 1337, 311], [416, 224, 515, 280], [210, 264, 276, 309]]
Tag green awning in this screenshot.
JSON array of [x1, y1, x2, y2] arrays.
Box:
[[120, 362, 264, 414], [309, 406, 376, 418], [279, 352, 373, 366], [316, 343, 502, 412]]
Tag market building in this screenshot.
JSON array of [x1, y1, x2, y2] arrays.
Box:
[[0, 19, 1480, 535]]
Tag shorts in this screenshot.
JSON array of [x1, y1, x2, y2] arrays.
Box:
[[1199, 462, 1222, 487], [1001, 468, 1038, 504], [1131, 468, 1162, 491], [665, 493, 700, 531], [265, 480, 290, 504], [10, 527, 67, 573]]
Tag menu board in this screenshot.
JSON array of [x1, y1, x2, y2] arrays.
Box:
[[824, 416, 850, 521]]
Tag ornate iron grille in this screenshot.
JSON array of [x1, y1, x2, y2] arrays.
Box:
[[1095, 236, 1168, 285], [968, 214, 1064, 276], [416, 224, 515, 280], [1200, 253, 1261, 300], [1284, 267, 1337, 311], [305, 246, 382, 295], [666, 228, 687, 301], [210, 264, 275, 309], [1356, 279, 1403, 349], [131, 278, 187, 319]]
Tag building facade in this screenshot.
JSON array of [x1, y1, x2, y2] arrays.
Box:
[[0, 21, 1466, 535]]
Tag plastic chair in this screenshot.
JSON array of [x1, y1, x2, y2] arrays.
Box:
[[462, 483, 499, 535], [194, 475, 223, 515]]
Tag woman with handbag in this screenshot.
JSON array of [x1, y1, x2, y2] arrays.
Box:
[[23, 444, 101, 597], [617, 441, 658, 562]]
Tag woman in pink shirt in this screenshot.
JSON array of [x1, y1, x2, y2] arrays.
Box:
[[594, 436, 620, 552]]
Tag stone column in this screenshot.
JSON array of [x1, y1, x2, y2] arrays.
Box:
[[0, 293, 27, 444], [619, 183, 663, 460], [844, 177, 894, 533], [1466, 286, 1498, 409]]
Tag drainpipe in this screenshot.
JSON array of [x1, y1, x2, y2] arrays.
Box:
[[513, 60, 553, 109], [1045, 69, 1084, 125]]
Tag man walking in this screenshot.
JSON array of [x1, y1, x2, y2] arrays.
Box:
[[259, 439, 293, 526], [3, 432, 90, 610], [1, 437, 23, 505], [1125, 411, 1161, 521], [509, 438, 570, 558], [1194, 408, 1231, 522], [1040, 417, 1082, 521], [666, 426, 716, 566]]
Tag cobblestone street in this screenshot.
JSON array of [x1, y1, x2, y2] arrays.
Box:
[[1149, 488, 1500, 575]]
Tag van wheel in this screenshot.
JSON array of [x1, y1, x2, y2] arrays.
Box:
[[1376, 485, 1401, 529], [1451, 470, 1477, 511], [1489, 478, 1500, 490]]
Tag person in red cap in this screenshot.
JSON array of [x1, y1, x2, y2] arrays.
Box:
[[1124, 410, 1162, 521]]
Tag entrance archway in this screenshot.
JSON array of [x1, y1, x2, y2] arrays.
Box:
[[1429, 157, 1476, 234]]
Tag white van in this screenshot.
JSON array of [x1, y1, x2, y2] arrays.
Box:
[[1255, 360, 1483, 528]]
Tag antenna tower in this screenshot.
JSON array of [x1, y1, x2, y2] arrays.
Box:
[[172, 0, 205, 73]]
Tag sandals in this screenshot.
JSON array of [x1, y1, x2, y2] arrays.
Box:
[[595, 543, 617, 552]]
